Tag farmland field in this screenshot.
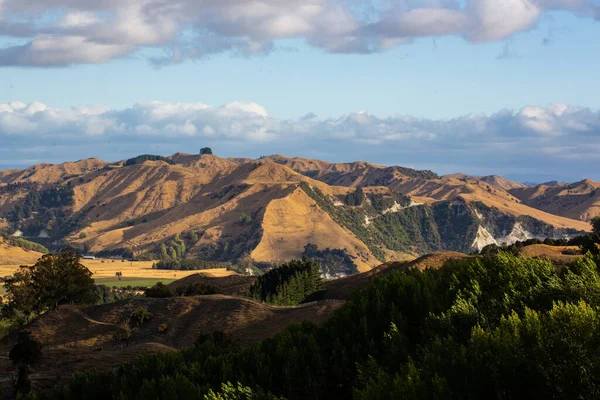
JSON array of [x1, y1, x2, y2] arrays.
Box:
[[0, 260, 235, 286]]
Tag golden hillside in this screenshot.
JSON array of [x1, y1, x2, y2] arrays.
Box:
[[0, 236, 44, 266], [0, 153, 591, 273], [510, 179, 600, 222]]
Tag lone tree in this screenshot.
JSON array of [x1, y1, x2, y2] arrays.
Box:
[[3, 250, 98, 318], [9, 331, 42, 396], [200, 147, 213, 155]]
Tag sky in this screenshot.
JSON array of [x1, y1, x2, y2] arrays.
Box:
[[0, 0, 600, 183]]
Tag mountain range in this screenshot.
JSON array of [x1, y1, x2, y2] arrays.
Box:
[[0, 153, 593, 273]]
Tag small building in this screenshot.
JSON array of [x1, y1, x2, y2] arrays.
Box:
[[83, 255, 96, 260], [12, 230, 23, 237], [38, 230, 50, 239]]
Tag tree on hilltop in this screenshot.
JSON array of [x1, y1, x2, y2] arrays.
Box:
[[200, 147, 213, 155]]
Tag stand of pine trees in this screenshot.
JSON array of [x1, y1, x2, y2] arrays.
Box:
[[249, 258, 324, 306]]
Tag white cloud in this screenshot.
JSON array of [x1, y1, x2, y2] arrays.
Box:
[[2, 100, 600, 181], [0, 0, 599, 66]]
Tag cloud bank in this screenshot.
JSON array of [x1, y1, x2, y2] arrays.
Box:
[[1, 100, 599, 182], [0, 0, 599, 66]]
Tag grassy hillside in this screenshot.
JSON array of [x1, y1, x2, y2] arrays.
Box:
[[511, 179, 600, 222], [0, 154, 590, 274]]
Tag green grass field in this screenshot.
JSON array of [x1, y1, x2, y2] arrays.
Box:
[[94, 277, 176, 288]]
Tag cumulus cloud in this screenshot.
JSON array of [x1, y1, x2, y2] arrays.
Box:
[[0, 0, 599, 66], [1, 100, 600, 181]]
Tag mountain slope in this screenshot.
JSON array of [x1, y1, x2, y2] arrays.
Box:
[[0, 236, 44, 266], [0, 153, 591, 273], [510, 179, 600, 222]]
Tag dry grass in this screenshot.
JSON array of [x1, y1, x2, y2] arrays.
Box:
[[0, 295, 342, 391], [252, 187, 380, 272], [0, 259, 236, 280], [520, 244, 583, 267], [0, 238, 43, 267]]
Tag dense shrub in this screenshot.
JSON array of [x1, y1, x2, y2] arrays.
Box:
[[144, 282, 172, 298], [153, 259, 230, 271], [175, 283, 222, 297], [27, 253, 600, 400], [124, 155, 173, 166], [249, 258, 323, 305]]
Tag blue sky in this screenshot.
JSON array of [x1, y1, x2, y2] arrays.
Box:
[[1, 1, 600, 183]]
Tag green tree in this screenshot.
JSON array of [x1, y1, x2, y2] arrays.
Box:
[[9, 331, 42, 397], [205, 382, 285, 400], [168, 246, 178, 260], [200, 147, 213, 155], [145, 282, 172, 298], [3, 251, 98, 317]]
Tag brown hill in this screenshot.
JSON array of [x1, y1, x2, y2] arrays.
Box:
[[519, 244, 583, 267], [0, 153, 590, 273], [262, 155, 588, 231], [0, 236, 44, 266], [510, 179, 600, 222], [0, 295, 343, 390], [0, 158, 107, 185], [167, 273, 256, 296], [311, 252, 470, 301], [479, 175, 526, 191]]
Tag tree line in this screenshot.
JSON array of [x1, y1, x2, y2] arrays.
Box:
[[249, 258, 324, 306], [22, 250, 600, 400]]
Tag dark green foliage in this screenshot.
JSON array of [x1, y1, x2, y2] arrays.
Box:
[[9, 331, 42, 366], [5, 184, 77, 238], [10, 331, 41, 396], [249, 258, 323, 305], [592, 216, 600, 237], [371, 205, 443, 254], [239, 213, 253, 225], [145, 282, 172, 298], [153, 259, 231, 270], [32, 253, 600, 400], [175, 283, 223, 297], [95, 248, 134, 259], [7, 184, 75, 222], [206, 382, 286, 400], [15, 364, 33, 395], [124, 155, 173, 166], [131, 307, 152, 326], [3, 251, 98, 318], [200, 147, 214, 155], [0, 233, 48, 253], [302, 243, 357, 275], [345, 187, 365, 206], [367, 192, 411, 213], [95, 285, 136, 305]]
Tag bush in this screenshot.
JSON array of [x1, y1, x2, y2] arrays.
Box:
[[9, 331, 42, 366], [175, 283, 222, 297], [113, 321, 132, 343], [158, 324, 168, 334], [145, 282, 172, 298], [124, 155, 173, 166], [131, 307, 152, 326]]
